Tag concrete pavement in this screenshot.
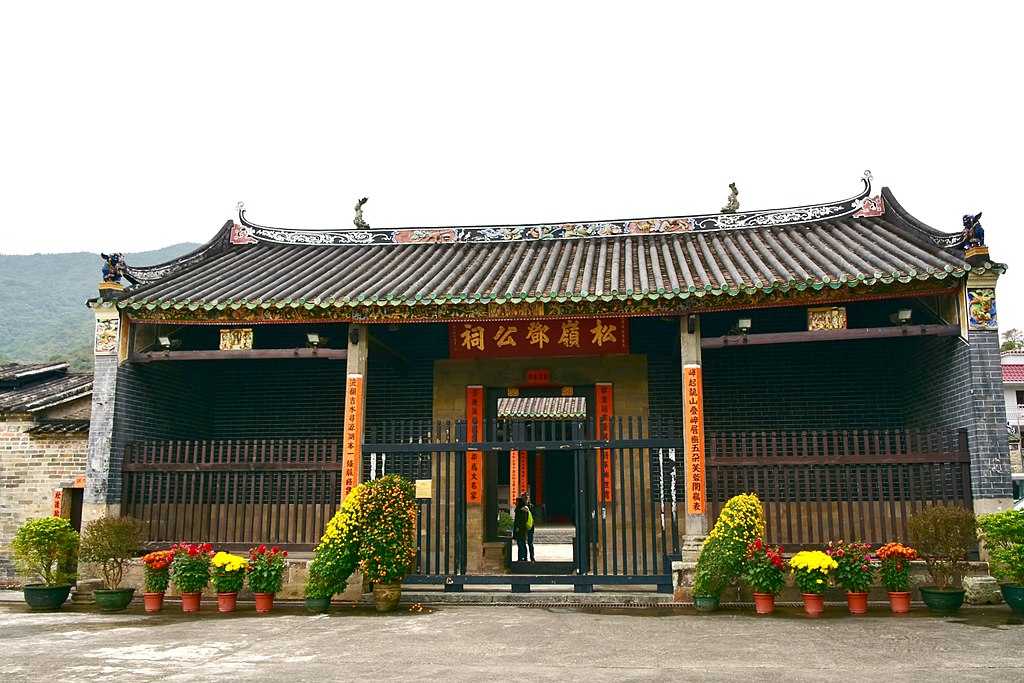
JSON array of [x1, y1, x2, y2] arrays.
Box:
[[0, 602, 1022, 681]]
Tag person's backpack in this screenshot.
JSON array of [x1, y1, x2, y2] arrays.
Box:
[[526, 506, 534, 530]]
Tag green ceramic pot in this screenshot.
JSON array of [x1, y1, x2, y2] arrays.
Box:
[[693, 595, 720, 612], [919, 587, 965, 615], [305, 597, 332, 614], [94, 588, 135, 612], [23, 584, 72, 611], [1000, 584, 1024, 616]]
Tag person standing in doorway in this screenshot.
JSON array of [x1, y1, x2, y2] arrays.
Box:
[[524, 492, 536, 562], [513, 494, 535, 562]]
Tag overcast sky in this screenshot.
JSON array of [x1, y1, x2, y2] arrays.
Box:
[[2, 2, 1020, 331]]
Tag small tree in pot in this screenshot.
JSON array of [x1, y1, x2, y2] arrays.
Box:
[[977, 509, 1024, 615], [78, 516, 144, 612], [359, 475, 417, 612], [11, 517, 79, 611], [908, 505, 976, 614]]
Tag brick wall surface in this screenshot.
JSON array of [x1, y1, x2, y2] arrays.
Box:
[[0, 413, 88, 578], [966, 329, 1012, 499]]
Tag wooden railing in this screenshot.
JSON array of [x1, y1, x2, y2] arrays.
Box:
[[122, 439, 343, 550], [706, 429, 972, 547]]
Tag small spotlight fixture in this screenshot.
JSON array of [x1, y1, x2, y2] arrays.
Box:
[[737, 318, 752, 334], [157, 336, 172, 350], [306, 332, 322, 348], [897, 309, 913, 325]]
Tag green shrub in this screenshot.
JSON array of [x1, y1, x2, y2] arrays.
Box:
[[497, 512, 514, 538], [11, 517, 79, 586], [977, 509, 1024, 586], [693, 493, 765, 597], [908, 505, 976, 590], [78, 516, 144, 590], [358, 475, 417, 585]]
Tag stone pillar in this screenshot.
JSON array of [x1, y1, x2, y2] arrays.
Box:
[[83, 303, 125, 524], [963, 273, 1013, 514], [680, 314, 708, 559]]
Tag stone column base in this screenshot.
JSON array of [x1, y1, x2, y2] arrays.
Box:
[[680, 535, 706, 562]]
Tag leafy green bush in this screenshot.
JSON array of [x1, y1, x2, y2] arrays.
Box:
[[977, 509, 1024, 586], [11, 517, 79, 586], [693, 493, 765, 597], [908, 505, 976, 590], [78, 516, 144, 590], [358, 475, 417, 585], [497, 512, 514, 538]]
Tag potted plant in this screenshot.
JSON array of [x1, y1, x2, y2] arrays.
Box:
[[359, 475, 418, 612], [305, 482, 366, 613], [826, 540, 875, 614], [11, 517, 79, 611], [908, 505, 976, 614], [78, 516, 144, 612], [789, 550, 837, 617], [876, 542, 918, 613], [247, 545, 288, 613], [977, 509, 1024, 615], [141, 550, 173, 612], [742, 538, 785, 614], [210, 551, 248, 613], [170, 542, 213, 612], [692, 493, 766, 612]]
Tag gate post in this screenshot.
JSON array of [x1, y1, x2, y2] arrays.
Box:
[[680, 314, 708, 560]]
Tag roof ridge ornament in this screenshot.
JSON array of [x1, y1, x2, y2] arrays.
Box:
[[720, 182, 739, 214], [354, 197, 370, 229]]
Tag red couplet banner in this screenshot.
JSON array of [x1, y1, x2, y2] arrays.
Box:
[[342, 374, 364, 500], [595, 383, 614, 502], [466, 386, 484, 504], [683, 365, 706, 515], [449, 318, 629, 359]]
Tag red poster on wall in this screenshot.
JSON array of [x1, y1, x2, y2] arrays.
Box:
[[595, 383, 614, 502], [52, 489, 63, 517], [683, 365, 706, 515], [466, 386, 484, 504], [341, 374, 364, 500], [449, 318, 629, 359]]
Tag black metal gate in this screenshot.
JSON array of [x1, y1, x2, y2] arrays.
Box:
[[363, 416, 680, 593]]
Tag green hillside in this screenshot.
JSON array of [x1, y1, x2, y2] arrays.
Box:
[[0, 244, 200, 370]]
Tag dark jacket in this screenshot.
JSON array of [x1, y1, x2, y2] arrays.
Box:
[[513, 503, 532, 539]]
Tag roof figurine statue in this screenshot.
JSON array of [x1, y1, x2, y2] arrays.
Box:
[[721, 182, 739, 214], [100, 253, 138, 285], [354, 197, 370, 229], [959, 212, 985, 248]]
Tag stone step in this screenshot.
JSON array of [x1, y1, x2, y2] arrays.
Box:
[[510, 561, 576, 575]]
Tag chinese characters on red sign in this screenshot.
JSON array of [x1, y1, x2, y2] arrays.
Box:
[[449, 318, 629, 359], [52, 489, 63, 517], [683, 365, 706, 515], [509, 449, 521, 506], [342, 374, 364, 500], [595, 383, 614, 502], [466, 386, 484, 504]]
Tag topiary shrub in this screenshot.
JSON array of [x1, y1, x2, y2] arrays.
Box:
[[305, 482, 367, 599], [78, 516, 144, 590], [908, 505, 976, 590], [693, 493, 765, 598], [11, 517, 80, 587], [358, 475, 417, 586]]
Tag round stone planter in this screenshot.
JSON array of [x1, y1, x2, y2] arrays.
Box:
[[1000, 584, 1024, 616], [752, 592, 775, 615], [305, 597, 332, 614], [94, 588, 135, 612], [846, 591, 868, 615], [887, 591, 911, 614], [180, 592, 202, 613], [801, 593, 825, 618], [143, 592, 165, 613], [23, 584, 72, 611], [692, 595, 720, 613], [919, 587, 965, 615], [373, 583, 402, 613], [217, 592, 238, 613], [254, 592, 275, 614]]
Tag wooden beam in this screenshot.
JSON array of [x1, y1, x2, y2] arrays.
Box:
[[128, 348, 347, 363], [701, 324, 960, 349]]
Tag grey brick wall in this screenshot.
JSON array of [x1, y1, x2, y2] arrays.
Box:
[[85, 354, 118, 505], [967, 329, 1012, 499]]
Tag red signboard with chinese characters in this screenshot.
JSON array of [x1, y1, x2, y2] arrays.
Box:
[[342, 374, 365, 500], [683, 365, 706, 515], [509, 449, 521, 506], [595, 383, 614, 502], [466, 386, 484, 504], [449, 318, 629, 359], [52, 489, 63, 517]]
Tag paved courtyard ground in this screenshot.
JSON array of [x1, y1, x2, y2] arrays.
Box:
[[1, 601, 1022, 681]]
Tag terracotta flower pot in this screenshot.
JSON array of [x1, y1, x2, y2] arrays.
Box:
[[143, 592, 165, 613], [801, 593, 824, 617], [888, 591, 911, 614], [752, 592, 775, 615], [373, 583, 402, 613], [254, 592, 275, 613], [217, 592, 238, 613], [180, 592, 202, 613], [846, 591, 868, 615]]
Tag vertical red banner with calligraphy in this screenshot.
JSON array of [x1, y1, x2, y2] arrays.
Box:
[[519, 451, 528, 497], [509, 450, 520, 506], [52, 489, 63, 517], [595, 383, 614, 502], [465, 386, 484, 504], [683, 365, 706, 515], [342, 373, 365, 501]]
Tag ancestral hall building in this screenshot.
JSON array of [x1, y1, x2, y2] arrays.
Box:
[[84, 174, 1011, 592]]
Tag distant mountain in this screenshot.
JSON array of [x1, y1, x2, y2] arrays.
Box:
[[0, 244, 200, 370]]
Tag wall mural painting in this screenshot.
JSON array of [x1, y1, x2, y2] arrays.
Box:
[[94, 316, 120, 355], [966, 288, 998, 331]]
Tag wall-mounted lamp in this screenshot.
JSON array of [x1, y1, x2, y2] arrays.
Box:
[[737, 318, 752, 335], [897, 309, 913, 325], [157, 336, 172, 350], [306, 332, 322, 348]]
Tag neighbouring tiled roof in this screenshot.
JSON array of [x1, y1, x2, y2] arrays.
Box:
[[26, 419, 91, 435], [0, 365, 93, 413], [0, 362, 69, 384], [1004, 365, 1024, 384], [116, 179, 1002, 313], [497, 396, 587, 420]]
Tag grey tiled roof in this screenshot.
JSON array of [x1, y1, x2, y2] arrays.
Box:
[[0, 366, 93, 413]]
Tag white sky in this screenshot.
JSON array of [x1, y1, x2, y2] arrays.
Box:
[[1, 2, 1020, 331]]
